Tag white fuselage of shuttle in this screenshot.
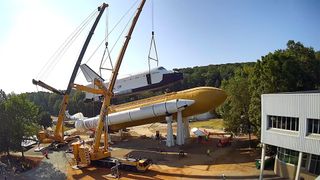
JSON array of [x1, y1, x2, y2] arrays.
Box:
[[80, 65, 183, 101]]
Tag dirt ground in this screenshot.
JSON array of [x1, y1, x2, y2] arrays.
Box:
[[6, 122, 281, 180], [67, 123, 279, 180]]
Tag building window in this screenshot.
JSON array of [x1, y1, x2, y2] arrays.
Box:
[[309, 154, 320, 175], [268, 115, 299, 131], [307, 118, 320, 135], [277, 147, 299, 165], [301, 153, 308, 169]]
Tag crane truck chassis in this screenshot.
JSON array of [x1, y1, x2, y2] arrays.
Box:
[[92, 157, 152, 172]]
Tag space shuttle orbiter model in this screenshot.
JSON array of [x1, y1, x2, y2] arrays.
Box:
[[80, 64, 183, 101]]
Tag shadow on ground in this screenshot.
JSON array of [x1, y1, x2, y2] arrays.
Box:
[[16, 161, 66, 180], [110, 136, 260, 168]]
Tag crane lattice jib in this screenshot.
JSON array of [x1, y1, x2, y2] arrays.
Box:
[[93, 0, 146, 153]]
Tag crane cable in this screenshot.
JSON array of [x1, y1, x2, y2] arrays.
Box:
[[77, 0, 139, 80], [99, 8, 113, 77], [83, 0, 139, 66], [36, 9, 98, 81], [148, 0, 159, 73]]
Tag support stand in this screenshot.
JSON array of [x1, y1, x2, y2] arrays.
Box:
[[183, 118, 190, 139], [166, 115, 175, 147], [176, 109, 185, 145]]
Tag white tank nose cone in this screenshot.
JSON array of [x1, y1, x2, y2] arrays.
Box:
[[176, 99, 195, 108]]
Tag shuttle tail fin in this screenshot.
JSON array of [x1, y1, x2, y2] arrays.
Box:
[[80, 64, 105, 83]]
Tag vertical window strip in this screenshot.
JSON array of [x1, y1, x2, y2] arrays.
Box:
[[309, 154, 320, 175], [318, 119, 320, 133], [301, 153, 308, 169], [307, 118, 320, 135], [285, 117, 287, 130]]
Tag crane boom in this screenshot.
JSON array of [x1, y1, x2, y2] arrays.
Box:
[[33, 3, 108, 143], [54, 3, 108, 142], [92, 0, 146, 153], [32, 79, 64, 95]]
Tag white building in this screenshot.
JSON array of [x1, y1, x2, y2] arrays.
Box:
[[259, 91, 320, 180]]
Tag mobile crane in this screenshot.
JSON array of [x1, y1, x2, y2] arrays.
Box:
[[71, 0, 151, 172], [32, 3, 108, 147]]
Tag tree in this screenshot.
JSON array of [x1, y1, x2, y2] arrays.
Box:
[[0, 90, 9, 155], [38, 111, 52, 129], [220, 66, 254, 146], [248, 40, 320, 138], [2, 94, 39, 157]]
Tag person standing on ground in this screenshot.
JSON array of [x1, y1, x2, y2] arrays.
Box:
[[42, 150, 49, 159]]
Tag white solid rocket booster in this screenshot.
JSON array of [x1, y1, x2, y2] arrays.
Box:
[[75, 99, 195, 132]]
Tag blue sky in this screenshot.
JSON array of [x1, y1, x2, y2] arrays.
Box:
[[0, 0, 319, 93]]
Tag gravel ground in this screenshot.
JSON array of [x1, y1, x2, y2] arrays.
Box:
[[5, 122, 281, 180], [17, 151, 68, 180]]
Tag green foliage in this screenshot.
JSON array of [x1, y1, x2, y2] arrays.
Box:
[[25, 90, 101, 117], [0, 90, 8, 154], [218, 40, 320, 139], [0, 93, 39, 156], [248, 40, 320, 138], [173, 62, 255, 90], [219, 66, 253, 135], [25, 91, 62, 115], [38, 111, 52, 129]]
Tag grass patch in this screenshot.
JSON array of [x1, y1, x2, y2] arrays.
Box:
[[190, 119, 224, 130]]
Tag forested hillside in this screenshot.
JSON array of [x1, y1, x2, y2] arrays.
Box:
[[173, 62, 255, 90]]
